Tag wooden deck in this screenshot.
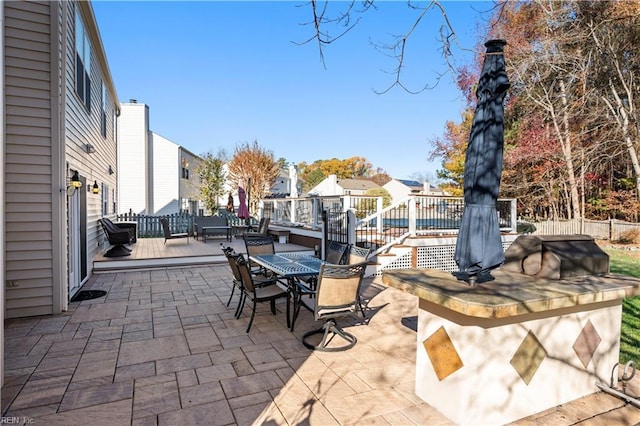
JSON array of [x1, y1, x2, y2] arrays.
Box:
[[92, 236, 313, 273]]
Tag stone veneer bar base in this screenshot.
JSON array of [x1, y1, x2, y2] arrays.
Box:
[[382, 268, 640, 425]]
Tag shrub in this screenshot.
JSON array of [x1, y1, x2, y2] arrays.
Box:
[[616, 228, 640, 244]]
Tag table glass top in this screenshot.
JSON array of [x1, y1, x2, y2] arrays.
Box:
[[250, 253, 322, 276]]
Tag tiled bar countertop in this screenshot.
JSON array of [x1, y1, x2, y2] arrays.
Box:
[[382, 268, 640, 318]]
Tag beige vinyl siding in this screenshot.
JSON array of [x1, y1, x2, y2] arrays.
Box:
[[4, 1, 119, 318], [179, 148, 202, 207], [64, 1, 118, 265], [4, 1, 54, 318], [150, 132, 180, 215]]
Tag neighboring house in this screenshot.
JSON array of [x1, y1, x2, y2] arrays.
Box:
[[308, 174, 381, 196], [270, 168, 291, 197], [383, 178, 445, 204], [2, 0, 119, 323], [219, 165, 302, 215], [179, 147, 203, 215], [269, 165, 302, 198], [118, 101, 204, 216]]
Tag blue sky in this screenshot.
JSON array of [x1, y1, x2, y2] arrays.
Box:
[[93, 1, 492, 180]]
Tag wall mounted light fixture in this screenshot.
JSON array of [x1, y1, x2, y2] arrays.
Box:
[[85, 144, 96, 154], [64, 170, 83, 195], [70, 171, 82, 188], [108, 165, 114, 175], [92, 181, 100, 194]]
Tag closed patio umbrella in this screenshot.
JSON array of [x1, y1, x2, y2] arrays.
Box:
[[453, 39, 510, 285], [237, 178, 249, 220]]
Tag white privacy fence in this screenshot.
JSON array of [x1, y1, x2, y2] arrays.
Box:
[[531, 218, 640, 241]]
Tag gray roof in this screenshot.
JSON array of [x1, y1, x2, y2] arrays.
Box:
[[338, 179, 381, 191]]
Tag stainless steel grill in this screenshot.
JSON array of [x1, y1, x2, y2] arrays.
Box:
[[501, 234, 609, 279]]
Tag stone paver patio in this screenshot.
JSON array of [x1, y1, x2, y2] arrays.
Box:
[[2, 264, 639, 425]]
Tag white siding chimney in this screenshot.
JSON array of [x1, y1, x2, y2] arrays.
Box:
[[118, 102, 149, 214]]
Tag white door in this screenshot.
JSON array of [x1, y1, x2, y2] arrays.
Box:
[[69, 188, 82, 298]]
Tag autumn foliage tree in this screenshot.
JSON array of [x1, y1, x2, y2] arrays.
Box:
[[429, 109, 473, 197], [370, 170, 392, 186], [227, 141, 280, 215], [431, 0, 640, 221], [298, 156, 376, 191]]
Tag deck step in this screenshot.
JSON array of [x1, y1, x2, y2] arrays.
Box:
[[92, 238, 316, 273], [93, 255, 227, 273]]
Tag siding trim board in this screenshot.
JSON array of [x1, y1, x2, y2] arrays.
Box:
[[1, 0, 6, 389], [52, 0, 65, 314]]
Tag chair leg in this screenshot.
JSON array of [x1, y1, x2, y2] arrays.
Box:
[[270, 299, 276, 315], [246, 302, 257, 333], [235, 292, 246, 319], [226, 284, 236, 307], [285, 294, 290, 329], [357, 295, 366, 318], [291, 290, 302, 332], [302, 319, 357, 352]]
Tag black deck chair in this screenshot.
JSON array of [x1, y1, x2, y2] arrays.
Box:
[[99, 218, 133, 257], [160, 217, 189, 244]]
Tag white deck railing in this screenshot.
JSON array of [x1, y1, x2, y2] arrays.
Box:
[[260, 195, 517, 257]]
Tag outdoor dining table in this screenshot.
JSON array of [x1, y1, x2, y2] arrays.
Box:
[[249, 253, 323, 331]]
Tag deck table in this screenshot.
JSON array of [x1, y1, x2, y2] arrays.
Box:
[[201, 226, 231, 242]]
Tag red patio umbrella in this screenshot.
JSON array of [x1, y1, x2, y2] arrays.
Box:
[[237, 178, 249, 220]]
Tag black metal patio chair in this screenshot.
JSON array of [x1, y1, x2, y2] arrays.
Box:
[[243, 217, 270, 238], [98, 218, 133, 257], [160, 217, 189, 245], [235, 254, 290, 333], [221, 244, 279, 318], [301, 262, 367, 351], [243, 235, 275, 277], [344, 244, 371, 317]]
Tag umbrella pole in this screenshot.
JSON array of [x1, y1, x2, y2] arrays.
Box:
[[246, 177, 251, 228]]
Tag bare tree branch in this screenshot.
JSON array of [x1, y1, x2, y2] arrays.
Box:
[[295, 1, 502, 93], [293, 1, 375, 69]]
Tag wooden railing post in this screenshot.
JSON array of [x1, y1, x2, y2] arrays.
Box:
[[408, 196, 416, 237], [376, 199, 384, 235], [290, 199, 296, 223], [312, 197, 320, 228], [347, 209, 357, 247], [257, 200, 264, 220], [343, 195, 352, 212]]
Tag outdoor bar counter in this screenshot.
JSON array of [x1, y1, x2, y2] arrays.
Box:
[[382, 268, 640, 425]]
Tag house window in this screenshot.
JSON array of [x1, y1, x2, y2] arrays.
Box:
[[101, 82, 107, 137], [181, 158, 189, 180], [102, 183, 110, 216], [75, 8, 91, 111]]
